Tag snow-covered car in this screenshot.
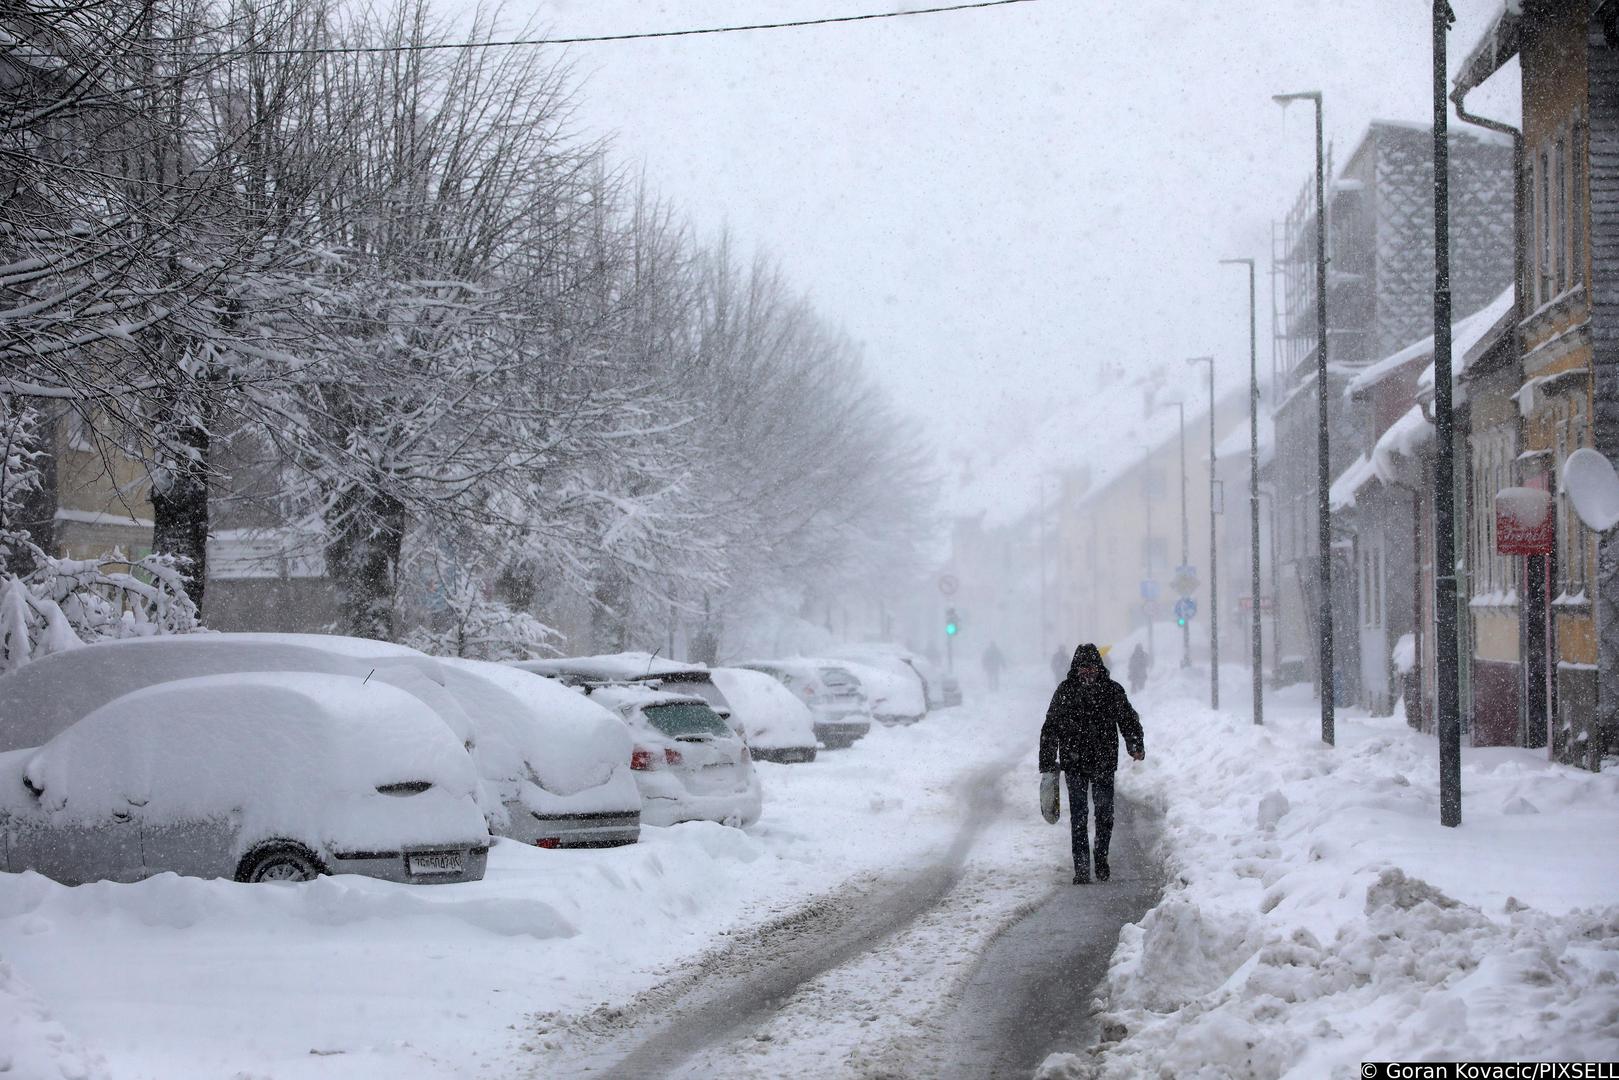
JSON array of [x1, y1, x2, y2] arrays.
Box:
[[581, 683, 762, 828], [0, 633, 516, 836], [435, 659, 641, 848], [706, 667, 819, 764], [820, 653, 927, 725], [737, 660, 873, 749], [0, 672, 489, 885]]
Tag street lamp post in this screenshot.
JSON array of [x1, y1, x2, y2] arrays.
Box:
[[1222, 257, 1264, 726], [1160, 401, 1192, 667], [1273, 88, 1334, 747], [1187, 355, 1218, 710]]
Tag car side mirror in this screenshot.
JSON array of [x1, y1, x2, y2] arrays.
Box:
[[21, 773, 42, 800]]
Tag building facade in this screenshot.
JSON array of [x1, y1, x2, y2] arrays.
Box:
[[1275, 121, 1516, 706]]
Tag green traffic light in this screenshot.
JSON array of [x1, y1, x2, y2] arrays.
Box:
[[1176, 618, 1186, 627], [945, 622, 958, 636]]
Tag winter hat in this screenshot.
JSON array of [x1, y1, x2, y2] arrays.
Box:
[[1069, 643, 1105, 676]]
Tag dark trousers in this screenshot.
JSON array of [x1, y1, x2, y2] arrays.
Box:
[[1064, 771, 1115, 870]]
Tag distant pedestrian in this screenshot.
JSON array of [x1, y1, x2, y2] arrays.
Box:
[[1127, 643, 1149, 695], [1050, 643, 1069, 684], [981, 642, 1006, 691], [1039, 643, 1145, 884]]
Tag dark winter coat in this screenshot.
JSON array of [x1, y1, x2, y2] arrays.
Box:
[[1038, 644, 1145, 777]]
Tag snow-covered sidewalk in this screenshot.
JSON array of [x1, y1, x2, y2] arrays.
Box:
[[0, 686, 1039, 1080], [1043, 669, 1619, 1078]]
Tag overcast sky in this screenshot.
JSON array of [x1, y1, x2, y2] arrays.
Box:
[[437, 0, 1519, 475]]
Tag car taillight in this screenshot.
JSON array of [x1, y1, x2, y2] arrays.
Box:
[[534, 838, 560, 849], [631, 747, 658, 771], [664, 747, 684, 767], [803, 686, 815, 697]]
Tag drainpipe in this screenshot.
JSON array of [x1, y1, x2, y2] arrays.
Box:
[[1451, 81, 1541, 748]]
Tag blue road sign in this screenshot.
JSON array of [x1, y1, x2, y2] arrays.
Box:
[[1174, 596, 1197, 621]]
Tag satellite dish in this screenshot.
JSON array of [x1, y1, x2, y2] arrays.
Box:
[[1563, 448, 1619, 533]]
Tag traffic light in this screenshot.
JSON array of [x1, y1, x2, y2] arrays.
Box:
[[944, 607, 959, 636], [1177, 616, 1187, 627]]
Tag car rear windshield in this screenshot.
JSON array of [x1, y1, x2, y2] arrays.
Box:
[[643, 702, 731, 738], [821, 669, 859, 689]]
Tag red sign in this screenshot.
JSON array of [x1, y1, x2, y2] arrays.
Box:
[[1239, 596, 1275, 612], [1496, 487, 1554, 556]]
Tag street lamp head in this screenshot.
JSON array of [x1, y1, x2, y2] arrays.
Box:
[[1272, 90, 1321, 106], [1219, 257, 1255, 267], [1185, 355, 1214, 367]]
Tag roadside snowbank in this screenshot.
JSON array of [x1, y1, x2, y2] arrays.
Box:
[[0, 692, 1004, 1079], [1051, 672, 1619, 1078]]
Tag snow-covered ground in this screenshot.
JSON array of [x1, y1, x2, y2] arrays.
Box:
[[0, 683, 1046, 1080], [1042, 666, 1619, 1079], [10, 662, 1616, 1080]]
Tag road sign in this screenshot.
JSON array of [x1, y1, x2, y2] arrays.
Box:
[[1239, 595, 1275, 612], [1174, 597, 1197, 622], [1172, 565, 1199, 596], [938, 574, 959, 597], [1140, 579, 1160, 600]]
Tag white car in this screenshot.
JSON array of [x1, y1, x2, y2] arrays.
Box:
[[436, 658, 641, 848], [582, 683, 762, 828], [738, 659, 874, 749], [0, 672, 489, 885], [707, 667, 819, 764]]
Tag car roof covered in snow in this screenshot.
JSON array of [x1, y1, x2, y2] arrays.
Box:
[[581, 683, 710, 714], [511, 652, 702, 682], [0, 633, 464, 753]]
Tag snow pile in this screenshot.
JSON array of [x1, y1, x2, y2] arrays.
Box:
[[1074, 681, 1619, 1077], [0, 958, 111, 1080]]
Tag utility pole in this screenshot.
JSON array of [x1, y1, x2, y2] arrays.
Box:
[[1039, 473, 1048, 663], [1274, 88, 1334, 746], [1223, 257, 1264, 726], [1144, 471, 1156, 662], [1176, 403, 1190, 667], [1188, 355, 1218, 709], [1432, 0, 1461, 827]]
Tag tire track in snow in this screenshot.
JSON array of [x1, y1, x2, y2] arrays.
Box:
[[521, 753, 1018, 1078]]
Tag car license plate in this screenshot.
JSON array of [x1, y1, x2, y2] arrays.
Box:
[[407, 851, 463, 876]]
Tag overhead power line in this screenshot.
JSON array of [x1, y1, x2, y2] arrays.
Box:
[[214, 0, 1040, 57]]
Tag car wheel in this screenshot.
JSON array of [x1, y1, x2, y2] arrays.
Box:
[[801, 748, 818, 764], [236, 843, 326, 884]]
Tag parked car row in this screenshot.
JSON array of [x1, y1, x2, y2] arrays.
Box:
[[0, 635, 959, 890]]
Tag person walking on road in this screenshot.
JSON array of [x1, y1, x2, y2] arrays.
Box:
[[1039, 643, 1145, 884], [981, 642, 1006, 691], [1050, 644, 1069, 684], [1127, 643, 1149, 695]]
